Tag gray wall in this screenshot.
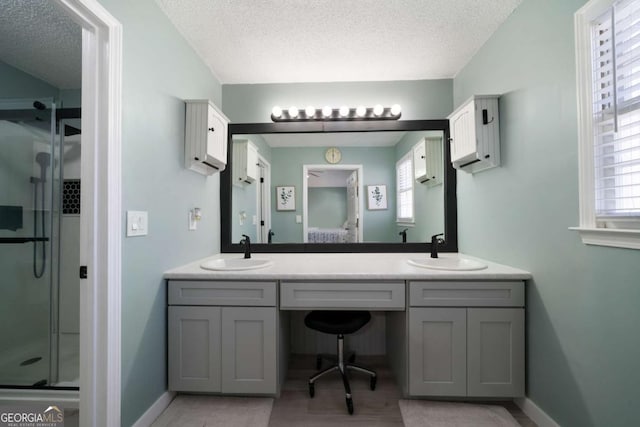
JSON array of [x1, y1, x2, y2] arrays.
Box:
[[231, 135, 271, 243], [0, 61, 59, 99], [96, 1, 223, 425], [222, 79, 453, 122], [394, 131, 445, 242], [454, 1, 640, 426], [269, 146, 397, 243], [308, 187, 347, 228]]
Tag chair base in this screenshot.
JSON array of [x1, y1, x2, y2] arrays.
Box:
[[307, 334, 377, 415]]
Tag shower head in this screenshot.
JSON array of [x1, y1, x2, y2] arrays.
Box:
[[35, 152, 50, 182]]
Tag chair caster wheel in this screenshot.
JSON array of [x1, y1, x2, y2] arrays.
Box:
[[315, 355, 322, 370], [346, 397, 354, 415], [309, 382, 315, 398], [370, 376, 377, 390]]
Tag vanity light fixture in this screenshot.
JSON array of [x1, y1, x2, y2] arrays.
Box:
[[305, 105, 316, 117], [271, 104, 402, 122]]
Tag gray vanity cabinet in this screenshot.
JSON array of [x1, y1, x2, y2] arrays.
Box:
[[168, 280, 278, 394], [408, 281, 525, 398], [221, 306, 276, 393], [168, 305, 222, 392]]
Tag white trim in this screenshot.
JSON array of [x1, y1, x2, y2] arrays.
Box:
[[570, 227, 640, 249], [131, 391, 176, 427], [573, 0, 640, 250], [53, 1, 122, 426], [255, 155, 271, 243], [302, 164, 364, 243], [514, 397, 561, 427]]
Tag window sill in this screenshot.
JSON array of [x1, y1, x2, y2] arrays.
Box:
[[397, 222, 415, 227], [569, 227, 640, 250]]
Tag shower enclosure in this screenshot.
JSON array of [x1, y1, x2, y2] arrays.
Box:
[[0, 98, 80, 389]]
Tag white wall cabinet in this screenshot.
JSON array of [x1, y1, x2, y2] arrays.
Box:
[[407, 281, 524, 397], [184, 99, 229, 175], [448, 95, 500, 173], [232, 139, 259, 185], [168, 281, 278, 394], [413, 137, 443, 186]]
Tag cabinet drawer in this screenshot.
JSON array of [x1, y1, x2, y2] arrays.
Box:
[[168, 280, 276, 306], [409, 281, 524, 307], [280, 281, 405, 310]]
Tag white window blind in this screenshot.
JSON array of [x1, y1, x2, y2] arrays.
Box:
[[396, 152, 414, 223], [591, 0, 640, 219]]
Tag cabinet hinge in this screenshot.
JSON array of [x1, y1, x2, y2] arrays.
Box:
[[79, 265, 87, 279]]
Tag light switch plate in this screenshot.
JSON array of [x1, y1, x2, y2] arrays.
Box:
[[127, 211, 148, 237]]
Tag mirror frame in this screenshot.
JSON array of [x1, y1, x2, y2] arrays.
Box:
[[221, 119, 457, 253]]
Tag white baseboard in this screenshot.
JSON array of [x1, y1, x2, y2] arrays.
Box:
[[132, 391, 176, 427], [515, 397, 560, 427]]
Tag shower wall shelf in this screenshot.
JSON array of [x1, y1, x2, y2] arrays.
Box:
[[0, 237, 49, 244]]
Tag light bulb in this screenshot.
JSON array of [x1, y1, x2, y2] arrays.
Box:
[[373, 104, 384, 116], [339, 105, 350, 117], [272, 106, 282, 118], [305, 106, 316, 117], [356, 105, 366, 117], [288, 106, 299, 118], [390, 104, 402, 116], [322, 106, 333, 117]]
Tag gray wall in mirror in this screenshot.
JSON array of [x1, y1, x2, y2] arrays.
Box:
[[231, 131, 444, 244]]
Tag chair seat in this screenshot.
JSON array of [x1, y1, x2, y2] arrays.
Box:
[[304, 310, 371, 335]]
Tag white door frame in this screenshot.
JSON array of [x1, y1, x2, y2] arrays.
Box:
[[255, 155, 271, 243], [55, 1, 122, 426], [302, 165, 364, 243]]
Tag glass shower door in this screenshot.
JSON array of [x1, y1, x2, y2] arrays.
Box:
[[0, 98, 55, 387]]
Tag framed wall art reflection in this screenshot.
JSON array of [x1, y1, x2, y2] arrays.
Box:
[[367, 184, 387, 210], [276, 186, 296, 211]]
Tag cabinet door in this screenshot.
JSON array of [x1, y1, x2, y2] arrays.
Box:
[[467, 308, 524, 397], [206, 105, 228, 166], [246, 142, 258, 182], [168, 306, 221, 392], [221, 307, 277, 394], [450, 101, 476, 162], [409, 308, 467, 396]]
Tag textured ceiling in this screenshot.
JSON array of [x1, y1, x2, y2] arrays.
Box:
[[156, 0, 522, 84], [0, 0, 81, 89]]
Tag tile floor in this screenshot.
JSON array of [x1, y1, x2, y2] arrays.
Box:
[[156, 355, 538, 427]]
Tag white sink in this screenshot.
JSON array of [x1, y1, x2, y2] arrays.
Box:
[[200, 258, 273, 271], [407, 256, 488, 271]]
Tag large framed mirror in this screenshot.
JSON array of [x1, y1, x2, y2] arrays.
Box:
[[221, 120, 457, 253]]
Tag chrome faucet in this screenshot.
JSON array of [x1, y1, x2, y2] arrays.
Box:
[[240, 234, 251, 259], [399, 228, 408, 243], [430, 233, 444, 258]]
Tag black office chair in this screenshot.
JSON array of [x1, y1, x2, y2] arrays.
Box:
[[304, 310, 377, 415]]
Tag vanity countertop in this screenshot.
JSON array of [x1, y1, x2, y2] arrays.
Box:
[[164, 252, 531, 281]]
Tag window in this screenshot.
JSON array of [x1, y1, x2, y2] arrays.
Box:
[[396, 151, 414, 223], [574, 0, 640, 249]]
